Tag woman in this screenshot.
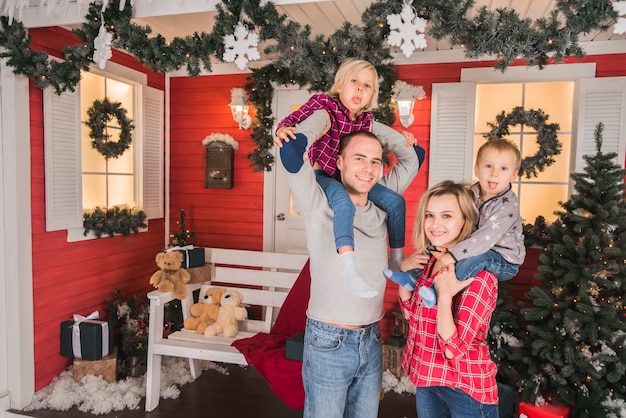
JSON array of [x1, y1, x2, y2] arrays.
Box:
[[398, 180, 499, 418]]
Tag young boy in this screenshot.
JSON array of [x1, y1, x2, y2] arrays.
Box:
[[385, 138, 526, 306]]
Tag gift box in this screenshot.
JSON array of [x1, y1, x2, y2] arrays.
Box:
[[60, 311, 114, 360], [73, 346, 118, 383], [519, 401, 570, 418], [165, 245, 205, 268], [285, 332, 304, 361]]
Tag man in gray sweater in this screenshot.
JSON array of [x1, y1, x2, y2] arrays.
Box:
[[279, 110, 423, 418]]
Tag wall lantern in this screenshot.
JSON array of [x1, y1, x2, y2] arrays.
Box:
[[229, 87, 252, 130], [392, 80, 426, 128]]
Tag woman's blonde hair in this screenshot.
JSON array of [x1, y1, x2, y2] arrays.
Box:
[[326, 58, 379, 114], [412, 180, 478, 251]]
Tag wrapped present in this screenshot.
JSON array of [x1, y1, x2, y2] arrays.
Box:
[[285, 332, 304, 361], [519, 401, 570, 418], [165, 245, 205, 268], [73, 346, 118, 383], [187, 265, 211, 284], [60, 311, 113, 360]]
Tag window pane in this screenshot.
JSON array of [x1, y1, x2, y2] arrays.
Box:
[[519, 184, 568, 224], [106, 78, 134, 120], [524, 82, 574, 131], [107, 143, 134, 174], [83, 174, 107, 208], [520, 134, 571, 182], [108, 175, 135, 207], [475, 84, 523, 132]]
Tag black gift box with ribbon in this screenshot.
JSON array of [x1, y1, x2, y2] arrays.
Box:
[[164, 245, 205, 268], [60, 311, 114, 361]]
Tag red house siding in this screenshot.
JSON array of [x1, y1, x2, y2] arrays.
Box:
[[28, 27, 166, 390], [169, 74, 265, 250]]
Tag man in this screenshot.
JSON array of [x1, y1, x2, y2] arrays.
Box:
[[279, 110, 423, 418]]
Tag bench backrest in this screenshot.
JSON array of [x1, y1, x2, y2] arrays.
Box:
[[203, 248, 308, 334]]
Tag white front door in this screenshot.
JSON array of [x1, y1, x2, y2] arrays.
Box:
[[263, 86, 319, 255]]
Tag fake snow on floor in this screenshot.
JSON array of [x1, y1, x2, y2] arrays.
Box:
[[24, 358, 229, 415], [24, 359, 413, 415]]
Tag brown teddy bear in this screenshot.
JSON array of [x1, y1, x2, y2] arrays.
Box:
[[183, 287, 225, 334], [149, 251, 190, 300], [204, 290, 248, 338]]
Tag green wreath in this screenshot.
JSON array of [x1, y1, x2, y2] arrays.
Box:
[[483, 107, 561, 179], [85, 98, 134, 159]]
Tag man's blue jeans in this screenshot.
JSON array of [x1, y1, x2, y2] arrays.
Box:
[[415, 386, 499, 418], [302, 318, 383, 418]]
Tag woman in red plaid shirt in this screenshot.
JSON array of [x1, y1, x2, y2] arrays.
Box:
[[398, 180, 499, 418]]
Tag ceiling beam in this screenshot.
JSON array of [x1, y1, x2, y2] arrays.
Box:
[[17, 0, 333, 29]]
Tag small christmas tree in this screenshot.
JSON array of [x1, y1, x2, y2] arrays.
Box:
[[169, 209, 194, 247], [518, 123, 626, 417]]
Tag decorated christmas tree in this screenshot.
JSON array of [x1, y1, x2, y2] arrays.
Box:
[[517, 123, 626, 417], [169, 209, 194, 247]]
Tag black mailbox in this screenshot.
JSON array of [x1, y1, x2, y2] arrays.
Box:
[[204, 141, 234, 189]]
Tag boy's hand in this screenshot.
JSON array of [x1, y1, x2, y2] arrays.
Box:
[[399, 130, 417, 147], [274, 126, 297, 148]]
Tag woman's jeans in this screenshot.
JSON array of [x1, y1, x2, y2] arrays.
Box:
[[316, 170, 406, 249], [415, 386, 499, 418], [302, 318, 383, 418]]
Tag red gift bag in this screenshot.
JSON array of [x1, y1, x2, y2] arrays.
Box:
[[519, 401, 570, 418]]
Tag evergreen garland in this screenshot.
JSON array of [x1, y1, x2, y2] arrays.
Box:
[[83, 205, 147, 238], [85, 97, 134, 159], [0, 0, 618, 170]]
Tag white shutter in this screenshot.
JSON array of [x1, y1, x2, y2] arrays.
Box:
[[143, 86, 163, 219], [575, 77, 626, 172], [44, 87, 83, 231], [429, 82, 476, 187]]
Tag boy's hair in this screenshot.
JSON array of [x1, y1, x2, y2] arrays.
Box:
[[476, 138, 522, 171], [412, 180, 478, 251], [338, 130, 382, 156], [327, 58, 379, 113]]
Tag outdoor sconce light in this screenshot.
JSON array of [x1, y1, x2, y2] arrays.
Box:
[[229, 87, 252, 130], [392, 80, 426, 128]]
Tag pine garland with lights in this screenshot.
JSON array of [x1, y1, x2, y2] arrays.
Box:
[[517, 123, 626, 417]]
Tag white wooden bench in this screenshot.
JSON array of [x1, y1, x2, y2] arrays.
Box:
[[144, 247, 308, 411]]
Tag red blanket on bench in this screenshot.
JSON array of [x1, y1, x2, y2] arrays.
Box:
[[231, 259, 310, 409]]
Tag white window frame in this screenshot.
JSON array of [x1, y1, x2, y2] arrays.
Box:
[[44, 61, 163, 241], [429, 64, 626, 200]]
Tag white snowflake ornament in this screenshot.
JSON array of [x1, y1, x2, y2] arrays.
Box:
[[386, 0, 427, 58], [92, 22, 113, 70], [223, 22, 260, 70], [614, 1, 626, 35]]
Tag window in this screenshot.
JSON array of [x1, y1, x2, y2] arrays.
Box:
[[80, 71, 136, 209], [429, 64, 626, 225], [474, 81, 573, 223], [44, 61, 164, 240]]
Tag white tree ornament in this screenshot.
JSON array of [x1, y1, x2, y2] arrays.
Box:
[[93, 22, 113, 69], [386, 0, 427, 58], [614, 1, 626, 34], [223, 22, 260, 70]]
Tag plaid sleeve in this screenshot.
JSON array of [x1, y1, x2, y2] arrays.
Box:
[[436, 270, 498, 358], [276, 94, 327, 132]]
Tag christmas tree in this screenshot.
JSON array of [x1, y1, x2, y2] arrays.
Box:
[[517, 123, 626, 417], [169, 209, 194, 247]]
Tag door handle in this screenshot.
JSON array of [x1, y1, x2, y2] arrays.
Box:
[[276, 213, 285, 221]]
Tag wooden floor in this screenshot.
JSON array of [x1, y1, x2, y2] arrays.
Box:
[[13, 363, 418, 418]]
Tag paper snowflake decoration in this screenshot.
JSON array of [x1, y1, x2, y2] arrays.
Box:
[[387, 1, 427, 58], [223, 22, 260, 70], [614, 1, 626, 34], [92, 23, 113, 69], [386, 1, 427, 58]]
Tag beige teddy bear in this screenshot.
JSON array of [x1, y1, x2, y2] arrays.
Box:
[[204, 290, 248, 338], [184, 287, 225, 334], [149, 251, 190, 300]]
